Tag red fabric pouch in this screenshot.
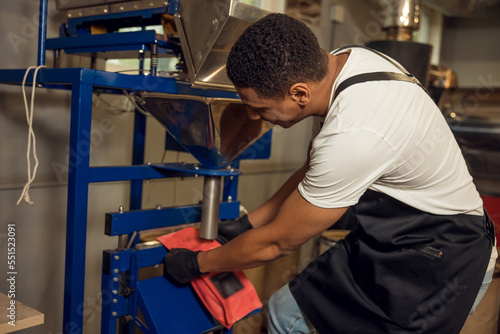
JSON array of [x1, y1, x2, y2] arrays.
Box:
[[482, 195, 500, 244], [157, 227, 262, 329]]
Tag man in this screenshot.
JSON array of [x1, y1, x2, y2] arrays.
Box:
[[164, 13, 496, 333]]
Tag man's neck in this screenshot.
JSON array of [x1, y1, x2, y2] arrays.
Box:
[[310, 51, 350, 117]]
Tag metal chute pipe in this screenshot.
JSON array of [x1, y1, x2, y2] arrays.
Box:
[[200, 175, 222, 240]]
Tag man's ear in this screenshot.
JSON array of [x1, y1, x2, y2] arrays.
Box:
[[288, 83, 311, 106]]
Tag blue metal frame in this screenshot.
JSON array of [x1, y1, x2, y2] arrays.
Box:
[[0, 1, 270, 331], [136, 276, 229, 334], [100, 245, 234, 334], [105, 202, 241, 236], [46, 30, 177, 55], [0, 66, 271, 333], [66, 7, 171, 36]]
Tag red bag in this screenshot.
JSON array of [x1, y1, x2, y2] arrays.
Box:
[[157, 227, 262, 328], [482, 195, 500, 244]]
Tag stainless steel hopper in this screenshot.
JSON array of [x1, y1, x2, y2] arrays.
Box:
[[174, 0, 270, 90], [135, 93, 272, 169], [134, 92, 273, 238], [133, 1, 272, 239]]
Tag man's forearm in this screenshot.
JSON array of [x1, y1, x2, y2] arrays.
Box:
[[198, 189, 347, 274], [198, 226, 285, 273], [248, 162, 309, 228]]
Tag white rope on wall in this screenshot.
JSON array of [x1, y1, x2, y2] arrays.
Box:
[[17, 65, 46, 206]]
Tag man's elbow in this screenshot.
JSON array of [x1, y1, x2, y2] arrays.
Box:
[[270, 239, 301, 259]]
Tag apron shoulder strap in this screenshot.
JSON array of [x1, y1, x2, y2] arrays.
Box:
[[331, 45, 428, 101], [333, 71, 426, 100]]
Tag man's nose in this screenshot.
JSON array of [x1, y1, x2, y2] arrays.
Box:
[[246, 107, 261, 120]]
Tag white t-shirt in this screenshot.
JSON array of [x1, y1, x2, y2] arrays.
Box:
[[298, 47, 497, 270], [299, 47, 483, 216]]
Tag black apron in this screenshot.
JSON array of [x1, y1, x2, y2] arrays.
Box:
[[290, 190, 493, 333], [289, 46, 494, 333]]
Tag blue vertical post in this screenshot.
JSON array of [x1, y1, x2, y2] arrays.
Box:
[[126, 53, 147, 334], [130, 49, 147, 211], [63, 74, 93, 333], [37, 0, 48, 66], [122, 110, 146, 334], [129, 110, 146, 210], [128, 253, 140, 331]]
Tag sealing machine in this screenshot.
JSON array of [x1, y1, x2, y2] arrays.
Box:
[[1, 0, 272, 333]]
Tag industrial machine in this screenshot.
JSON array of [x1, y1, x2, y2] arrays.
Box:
[[0, 0, 272, 333], [49, 0, 268, 89], [365, 0, 433, 87]]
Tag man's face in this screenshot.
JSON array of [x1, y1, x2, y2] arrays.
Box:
[[236, 87, 305, 129]]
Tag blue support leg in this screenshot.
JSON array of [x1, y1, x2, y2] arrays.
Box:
[[128, 253, 140, 334], [124, 110, 147, 334], [63, 80, 93, 333], [130, 109, 146, 211]]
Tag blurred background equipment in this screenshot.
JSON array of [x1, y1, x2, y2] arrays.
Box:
[[439, 88, 500, 197], [365, 0, 433, 87]]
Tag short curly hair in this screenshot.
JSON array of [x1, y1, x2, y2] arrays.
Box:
[[226, 13, 329, 100]]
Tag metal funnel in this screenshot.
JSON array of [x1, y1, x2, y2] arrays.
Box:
[[134, 92, 272, 239], [135, 92, 272, 169]]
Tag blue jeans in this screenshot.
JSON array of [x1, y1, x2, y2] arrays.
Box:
[[267, 267, 494, 334], [267, 283, 317, 334], [470, 266, 494, 314]]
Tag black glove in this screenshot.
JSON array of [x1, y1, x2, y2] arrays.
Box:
[[216, 214, 253, 245], [163, 248, 204, 284]]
